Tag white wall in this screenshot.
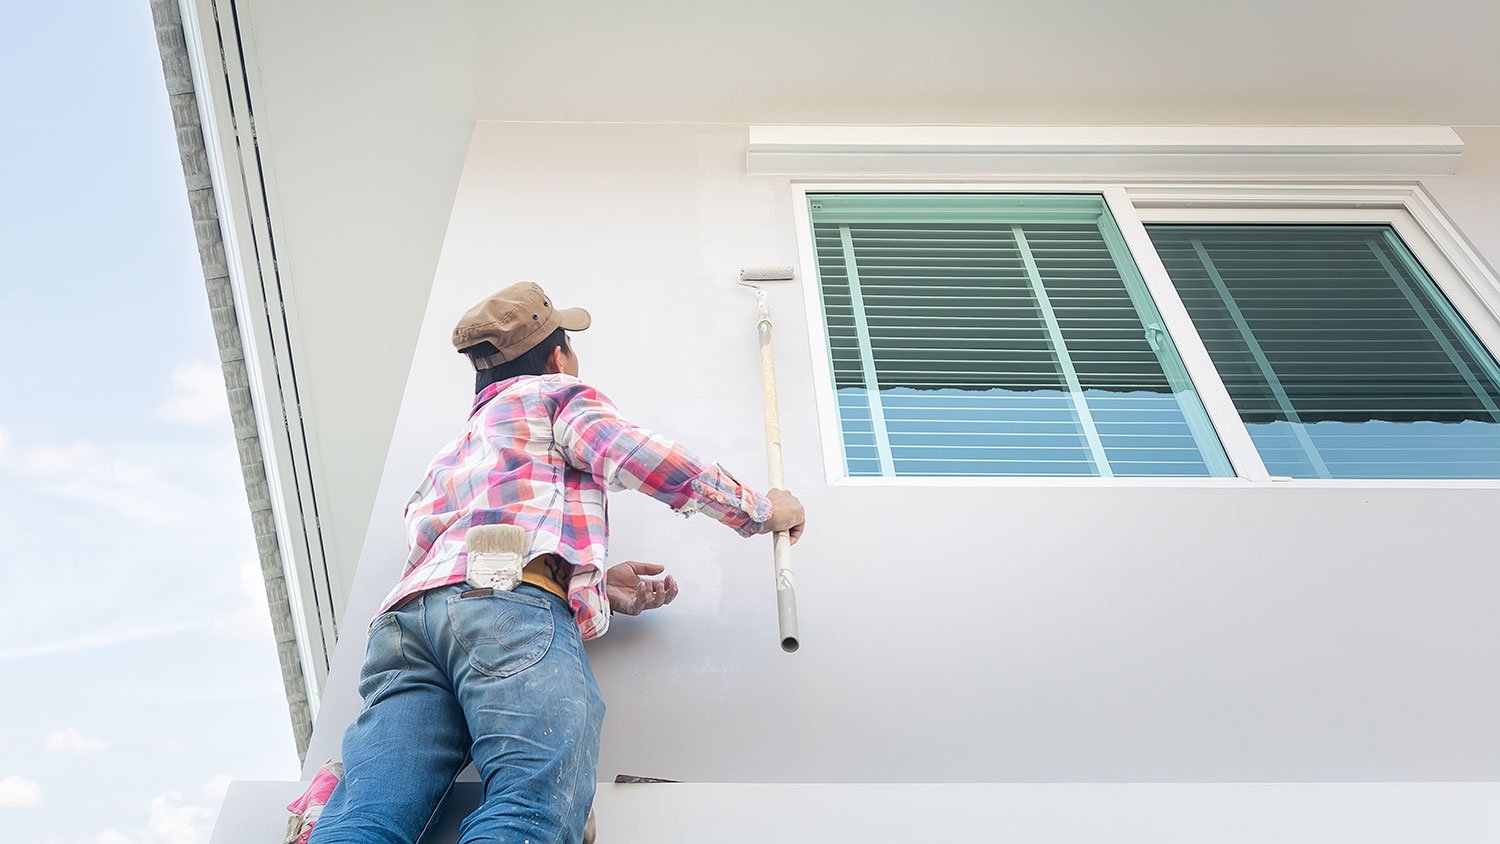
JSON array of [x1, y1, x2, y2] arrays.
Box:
[[306, 122, 1500, 784]]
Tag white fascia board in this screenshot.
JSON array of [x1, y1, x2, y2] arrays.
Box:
[[177, 0, 333, 708], [747, 126, 1464, 177]]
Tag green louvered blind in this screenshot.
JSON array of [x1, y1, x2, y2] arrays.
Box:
[[1147, 225, 1500, 478], [809, 193, 1232, 477]]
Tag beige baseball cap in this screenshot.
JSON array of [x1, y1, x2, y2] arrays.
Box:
[[451, 282, 592, 369]]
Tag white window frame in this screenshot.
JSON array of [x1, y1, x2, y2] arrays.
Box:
[[790, 181, 1500, 490]]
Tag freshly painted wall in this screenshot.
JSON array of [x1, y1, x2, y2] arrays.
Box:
[[305, 123, 1500, 785]]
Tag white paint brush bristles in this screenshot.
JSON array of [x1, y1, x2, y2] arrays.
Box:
[[465, 524, 527, 591]]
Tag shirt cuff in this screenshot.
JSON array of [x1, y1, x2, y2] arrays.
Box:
[[687, 465, 773, 537]]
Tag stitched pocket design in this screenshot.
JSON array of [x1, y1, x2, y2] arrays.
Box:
[[448, 591, 554, 678]]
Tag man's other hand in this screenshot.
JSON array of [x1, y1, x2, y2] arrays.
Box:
[[764, 488, 806, 545], [606, 562, 679, 616]]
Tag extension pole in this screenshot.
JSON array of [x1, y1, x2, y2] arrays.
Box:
[[745, 278, 800, 653]]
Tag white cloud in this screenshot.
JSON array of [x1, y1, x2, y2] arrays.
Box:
[[44, 727, 110, 755], [144, 791, 215, 844], [15, 440, 198, 525], [196, 774, 232, 807], [147, 737, 189, 755], [96, 778, 229, 844], [0, 425, 10, 464], [0, 775, 42, 808], [166, 682, 287, 704], [210, 561, 274, 643], [155, 361, 229, 425], [0, 620, 199, 662]]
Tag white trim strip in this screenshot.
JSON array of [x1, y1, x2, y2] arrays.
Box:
[[750, 126, 1464, 177], [831, 475, 1500, 490], [179, 0, 331, 709], [1401, 188, 1500, 342]]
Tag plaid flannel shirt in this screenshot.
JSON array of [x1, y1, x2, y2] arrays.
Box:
[[380, 374, 773, 641]]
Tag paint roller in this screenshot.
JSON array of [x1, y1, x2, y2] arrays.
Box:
[[738, 267, 801, 653]]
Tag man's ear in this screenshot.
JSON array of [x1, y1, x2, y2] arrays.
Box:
[[544, 344, 567, 374]]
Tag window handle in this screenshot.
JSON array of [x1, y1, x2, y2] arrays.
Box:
[[1145, 322, 1167, 353]]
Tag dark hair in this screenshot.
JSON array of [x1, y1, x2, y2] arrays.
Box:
[[468, 328, 570, 393]]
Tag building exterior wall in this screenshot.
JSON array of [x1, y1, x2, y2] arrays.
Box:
[[305, 122, 1500, 785]]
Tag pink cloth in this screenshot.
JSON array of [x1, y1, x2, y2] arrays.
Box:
[[284, 762, 342, 844]]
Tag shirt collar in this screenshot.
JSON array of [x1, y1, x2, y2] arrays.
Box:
[[469, 373, 581, 418], [470, 380, 507, 418]]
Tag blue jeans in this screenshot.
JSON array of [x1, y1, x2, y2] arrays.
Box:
[[311, 584, 605, 844]]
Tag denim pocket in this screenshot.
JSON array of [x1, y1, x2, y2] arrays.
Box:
[[358, 611, 406, 707], [447, 590, 555, 678]]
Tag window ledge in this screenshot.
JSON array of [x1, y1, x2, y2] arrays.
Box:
[[829, 476, 1500, 490]]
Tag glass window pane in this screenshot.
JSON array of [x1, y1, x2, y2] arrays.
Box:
[[1146, 224, 1500, 479], [809, 193, 1232, 478]]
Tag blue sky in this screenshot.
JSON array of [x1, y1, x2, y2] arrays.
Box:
[[0, 2, 299, 842]]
